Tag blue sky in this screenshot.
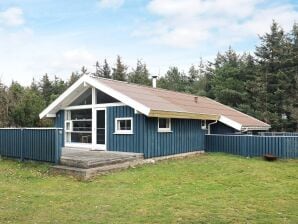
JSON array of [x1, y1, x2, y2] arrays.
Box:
[[0, 0, 297, 85]]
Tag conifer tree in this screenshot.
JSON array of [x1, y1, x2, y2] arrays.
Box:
[[128, 60, 151, 86], [112, 55, 127, 81]]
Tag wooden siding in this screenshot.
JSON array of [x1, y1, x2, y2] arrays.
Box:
[[206, 134, 298, 159], [107, 106, 206, 158], [0, 128, 63, 163], [210, 122, 236, 134]]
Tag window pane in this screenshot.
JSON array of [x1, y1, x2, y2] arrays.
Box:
[[97, 110, 105, 144], [71, 133, 92, 143], [72, 121, 91, 132], [117, 119, 132, 131], [71, 109, 92, 120], [70, 88, 92, 106], [159, 118, 169, 128], [96, 89, 119, 104]]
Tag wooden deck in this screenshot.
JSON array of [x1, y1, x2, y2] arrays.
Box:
[[61, 148, 144, 168], [51, 148, 144, 179]]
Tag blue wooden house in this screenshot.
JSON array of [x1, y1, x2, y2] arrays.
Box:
[[39, 75, 270, 158]]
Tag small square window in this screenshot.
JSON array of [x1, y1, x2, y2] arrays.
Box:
[[158, 118, 171, 132], [115, 118, 133, 134]]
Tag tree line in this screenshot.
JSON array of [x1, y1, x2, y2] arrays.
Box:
[[0, 21, 297, 131]]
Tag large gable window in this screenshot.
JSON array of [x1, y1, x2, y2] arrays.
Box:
[[158, 118, 171, 132], [114, 117, 133, 134], [96, 89, 119, 104], [70, 88, 92, 106]]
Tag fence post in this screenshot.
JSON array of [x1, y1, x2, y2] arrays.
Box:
[[54, 129, 61, 164], [20, 128, 24, 161]]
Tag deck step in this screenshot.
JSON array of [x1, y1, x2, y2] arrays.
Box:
[[60, 155, 142, 169], [51, 159, 145, 180]]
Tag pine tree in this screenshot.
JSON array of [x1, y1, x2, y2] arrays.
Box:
[[128, 60, 151, 86], [94, 61, 101, 77], [112, 55, 127, 81], [208, 47, 246, 108], [95, 59, 112, 79], [80, 66, 89, 76], [158, 67, 188, 92], [255, 21, 294, 130], [39, 74, 53, 105], [68, 72, 81, 86], [0, 80, 8, 127]]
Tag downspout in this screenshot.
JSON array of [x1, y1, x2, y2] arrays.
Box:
[[207, 120, 218, 134]]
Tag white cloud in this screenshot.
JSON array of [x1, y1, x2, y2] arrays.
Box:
[[0, 7, 24, 27], [134, 0, 298, 48], [97, 0, 124, 9]]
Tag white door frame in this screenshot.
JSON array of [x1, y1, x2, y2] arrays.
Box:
[[92, 107, 107, 150]]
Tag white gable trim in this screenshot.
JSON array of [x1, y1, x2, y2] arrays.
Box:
[[39, 75, 87, 119], [84, 76, 151, 115], [219, 115, 242, 131], [39, 75, 151, 119]]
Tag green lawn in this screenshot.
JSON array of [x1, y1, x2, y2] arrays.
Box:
[[0, 154, 297, 224]]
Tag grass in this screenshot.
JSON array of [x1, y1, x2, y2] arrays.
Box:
[[0, 153, 297, 224]]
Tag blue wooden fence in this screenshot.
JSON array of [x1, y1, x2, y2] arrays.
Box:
[[0, 128, 63, 163], [205, 134, 298, 158]]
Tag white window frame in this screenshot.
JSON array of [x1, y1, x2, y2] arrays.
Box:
[[158, 118, 172, 132], [201, 120, 207, 130], [65, 120, 72, 132], [114, 117, 133, 135]]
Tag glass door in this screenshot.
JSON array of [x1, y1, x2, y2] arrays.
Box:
[[95, 108, 106, 150]]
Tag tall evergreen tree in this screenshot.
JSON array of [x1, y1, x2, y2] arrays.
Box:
[[80, 66, 89, 76], [208, 47, 247, 108], [0, 80, 8, 127], [158, 67, 188, 92], [255, 21, 294, 130], [39, 74, 53, 105], [68, 72, 81, 86], [112, 55, 127, 81], [128, 60, 151, 86], [94, 59, 111, 78]]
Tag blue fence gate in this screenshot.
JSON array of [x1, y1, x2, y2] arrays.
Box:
[[205, 134, 298, 159], [0, 128, 63, 163]]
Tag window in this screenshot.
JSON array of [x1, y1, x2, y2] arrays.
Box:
[[115, 117, 133, 134], [65, 109, 92, 144], [96, 89, 119, 104], [69, 88, 92, 106], [158, 118, 171, 132], [201, 120, 207, 130]]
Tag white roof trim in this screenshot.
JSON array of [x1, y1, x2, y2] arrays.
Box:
[[39, 75, 87, 119], [39, 75, 151, 119], [241, 126, 271, 131], [219, 115, 242, 131], [84, 76, 151, 115]]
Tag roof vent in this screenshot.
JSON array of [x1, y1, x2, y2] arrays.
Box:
[[152, 75, 157, 88], [194, 96, 198, 103]]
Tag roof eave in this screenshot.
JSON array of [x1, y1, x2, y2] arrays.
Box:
[[148, 110, 219, 120]]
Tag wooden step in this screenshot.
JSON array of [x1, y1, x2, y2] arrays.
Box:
[[51, 158, 145, 180], [60, 155, 142, 169]]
